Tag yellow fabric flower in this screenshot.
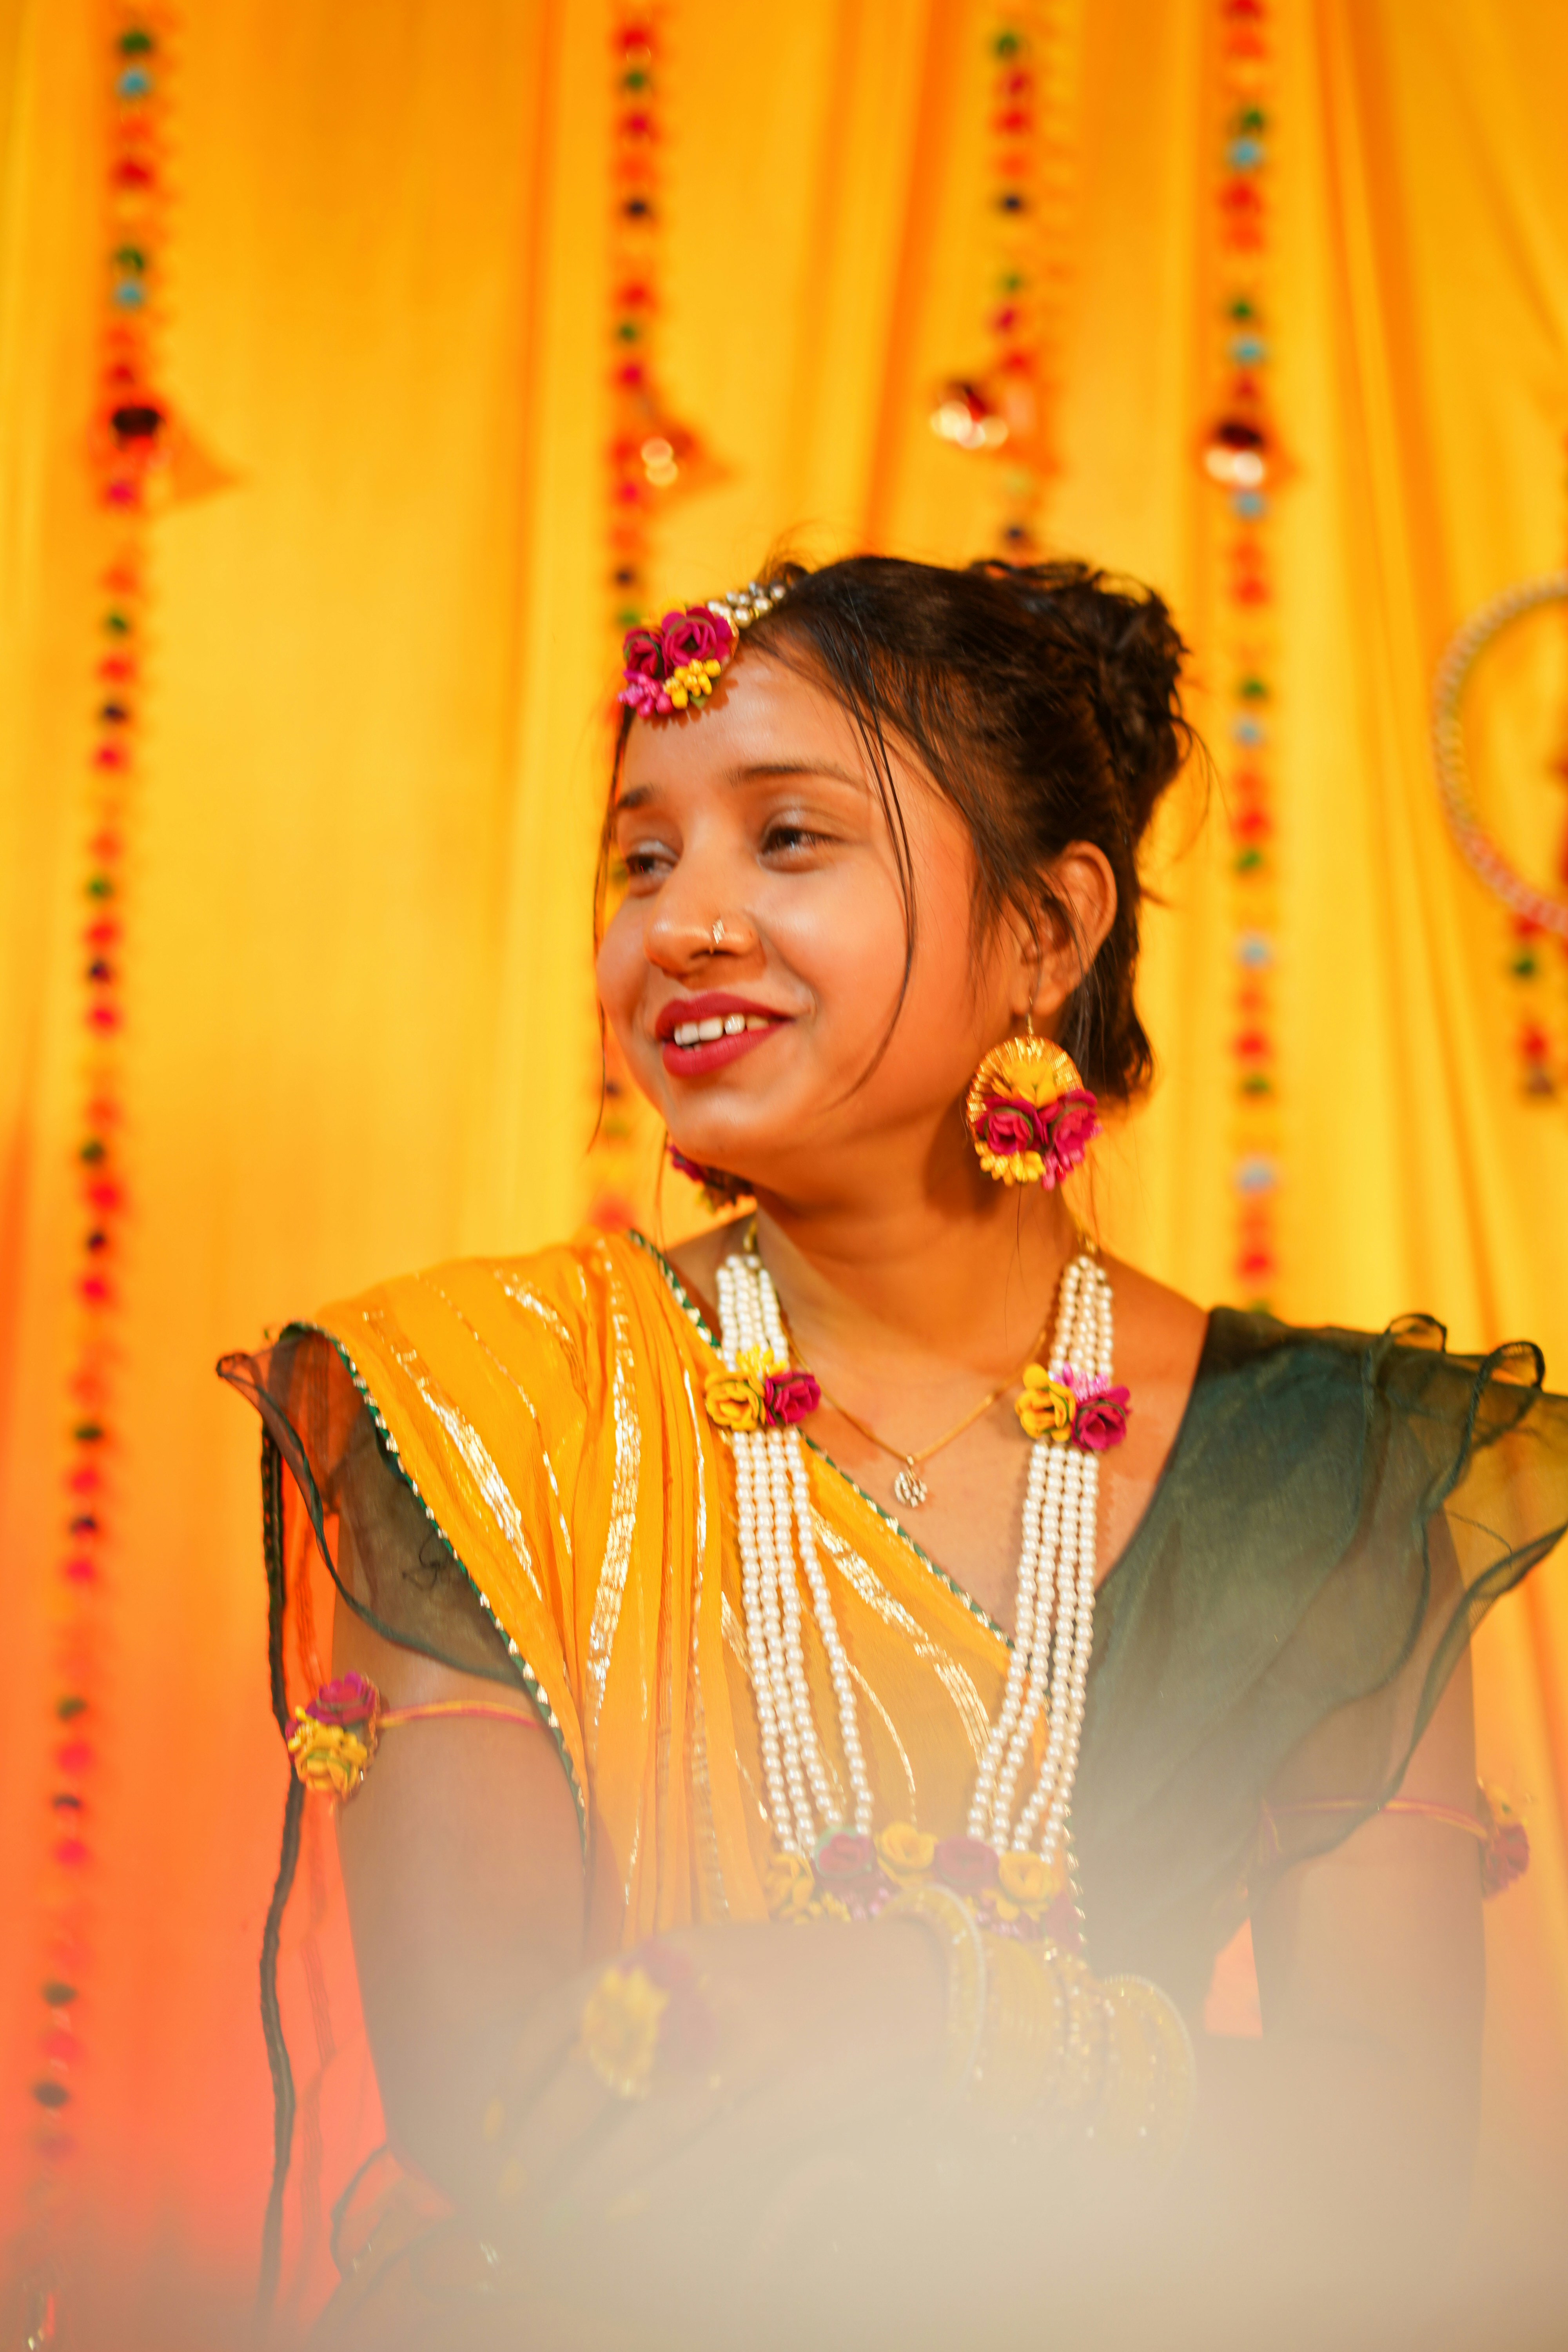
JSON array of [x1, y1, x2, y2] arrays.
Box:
[[704, 1370, 766, 1432], [287, 1711, 372, 1798], [579, 1962, 670, 2100], [1016, 1364, 1076, 1443], [766, 1852, 817, 1919], [997, 1849, 1063, 1908], [876, 1821, 938, 1881], [704, 1345, 784, 1434], [972, 1141, 1045, 1187], [665, 657, 722, 710]]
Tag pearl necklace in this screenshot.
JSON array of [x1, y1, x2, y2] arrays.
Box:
[[716, 1244, 1114, 1864]]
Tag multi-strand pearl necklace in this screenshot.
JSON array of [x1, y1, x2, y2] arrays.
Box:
[[716, 1250, 875, 1850], [716, 1243, 1115, 1865]]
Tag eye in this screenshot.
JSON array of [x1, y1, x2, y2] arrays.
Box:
[[618, 838, 676, 884], [761, 820, 832, 858]]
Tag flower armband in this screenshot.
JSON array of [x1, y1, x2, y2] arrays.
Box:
[[285, 1670, 542, 1800]]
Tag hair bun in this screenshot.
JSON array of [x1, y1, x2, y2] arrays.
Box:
[[975, 560, 1190, 842]]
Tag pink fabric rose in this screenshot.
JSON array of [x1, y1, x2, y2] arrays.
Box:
[[1039, 1088, 1101, 1187], [933, 1835, 999, 1895], [1064, 1372, 1131, 1452], [813, 1831, 879, 1886], [660, 604, 735, 668], [621, 625, 667, 682], [763, 1369, 821, 1426], [977, 1096, 1043, 1157], [305, 1671, 378, 1729], [1482, 1819, 1530, 1897], [618, 673, 670, 718]]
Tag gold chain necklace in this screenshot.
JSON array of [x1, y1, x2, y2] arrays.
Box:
[[786, 1318, 1051, 1511]]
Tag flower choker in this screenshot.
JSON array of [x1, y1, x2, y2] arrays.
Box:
[[617, 578, 789, 718]]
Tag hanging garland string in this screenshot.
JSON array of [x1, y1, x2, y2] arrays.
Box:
[[589, 3, 668, 1233], [1202, 0, 1283, 1311], [591, 0, 723, 1232], [22, 11, 172, 2317], [929, 2, 1076, 559]]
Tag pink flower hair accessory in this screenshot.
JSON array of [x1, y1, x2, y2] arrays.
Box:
[[617, 578, 789, 719]]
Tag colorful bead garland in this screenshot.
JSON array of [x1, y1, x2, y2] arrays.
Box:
[[1203, 0, 1285, 1311], [24, 7, 172, 2298], [929, 5, 1076, 559], [590, 3, 731, 1233], [590, 4, 671, 1233]]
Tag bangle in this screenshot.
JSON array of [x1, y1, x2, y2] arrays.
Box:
[[969, 1931, 1064, 2121], [964, 1937, 1192, 2164], [1099, 1974, 1196, 2160], [1053, 1947, 1110, 2122], [880, 1882, 988, 2096]]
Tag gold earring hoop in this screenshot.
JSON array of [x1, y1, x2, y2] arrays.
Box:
[[965, 1034, 1101, 1191]]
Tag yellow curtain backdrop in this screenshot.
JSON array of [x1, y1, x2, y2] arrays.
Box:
[[4, 0, 1568, 2310]]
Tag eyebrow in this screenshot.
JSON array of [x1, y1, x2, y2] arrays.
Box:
[[614, 757, 867, 813]]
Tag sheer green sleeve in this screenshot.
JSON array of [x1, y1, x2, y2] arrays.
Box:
[[1074, 1310, 1568, 2012]]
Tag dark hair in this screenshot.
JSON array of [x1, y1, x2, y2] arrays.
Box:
[[606, 553, 1192, 1103]]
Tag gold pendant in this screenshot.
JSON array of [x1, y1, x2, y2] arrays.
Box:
[[892, 1463, 929, 1510]]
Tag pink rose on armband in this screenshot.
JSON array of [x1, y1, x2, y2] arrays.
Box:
[[305, 1671, 379, 1730]]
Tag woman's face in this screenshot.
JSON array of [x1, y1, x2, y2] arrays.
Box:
[[596, 647, 1021, 1202]]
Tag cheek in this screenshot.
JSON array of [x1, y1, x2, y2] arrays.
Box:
[[762, 865, 910, 1022], [595, 903, 645, 1033]]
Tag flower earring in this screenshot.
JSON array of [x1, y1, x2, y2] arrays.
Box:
[[965, 1031, 1101, 1190], [667, 1142, 753, 1212]]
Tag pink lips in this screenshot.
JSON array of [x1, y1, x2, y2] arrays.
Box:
[[656, 991, 789, 1078]]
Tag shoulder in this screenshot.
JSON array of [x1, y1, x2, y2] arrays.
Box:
[[314, 1229, 699, 1407], [1100, 1254, 1207, 1380]]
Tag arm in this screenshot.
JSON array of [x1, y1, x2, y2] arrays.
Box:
[[1193, 1642, 1485, 2239], [329, 1589, 947, 2215]]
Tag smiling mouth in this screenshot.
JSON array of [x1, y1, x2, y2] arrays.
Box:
[[670, 1011, 774, 1047], [656, 993, 791, 1077]]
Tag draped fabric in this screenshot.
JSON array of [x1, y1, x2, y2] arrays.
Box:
[[215, 1232, 1568, 2318], [4, 0, 1568, 2318]]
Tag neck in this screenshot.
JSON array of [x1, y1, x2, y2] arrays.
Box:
[[748, 1135, 1082, 1385]]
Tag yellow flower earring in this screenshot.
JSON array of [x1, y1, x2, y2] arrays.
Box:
[[965, 1028, 1101, 1189]]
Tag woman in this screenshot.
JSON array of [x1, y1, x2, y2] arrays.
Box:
[[223, 557, 1568, 2349]]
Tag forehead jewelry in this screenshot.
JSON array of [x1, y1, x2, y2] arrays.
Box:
[[618, 578, 789, 719]]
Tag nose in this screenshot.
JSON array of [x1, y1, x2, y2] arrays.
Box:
[[642, 840, 758, 975]]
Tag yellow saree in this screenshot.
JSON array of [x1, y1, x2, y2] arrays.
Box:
[[220, 1225, 1568, 2327]]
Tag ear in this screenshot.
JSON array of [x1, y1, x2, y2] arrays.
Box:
[[1004, 844, 1119, 1025]]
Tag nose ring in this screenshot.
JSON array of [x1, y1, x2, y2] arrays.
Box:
[[710, 918, 726, 947]]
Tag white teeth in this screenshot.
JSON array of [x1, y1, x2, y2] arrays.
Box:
[[671, 1011, 777, 1048]]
